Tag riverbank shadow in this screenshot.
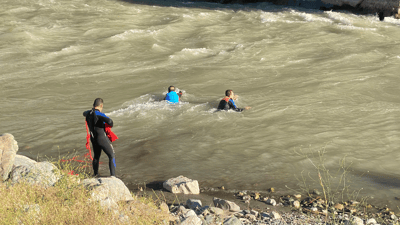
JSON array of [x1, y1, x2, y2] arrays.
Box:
[[117, 0, 373, 16]]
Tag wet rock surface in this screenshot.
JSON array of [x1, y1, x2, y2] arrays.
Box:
[[0, 133, 19, 181]]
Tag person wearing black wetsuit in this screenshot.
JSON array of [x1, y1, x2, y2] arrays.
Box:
[[83, 98, 116, 177], [217, 89, 251, 112]]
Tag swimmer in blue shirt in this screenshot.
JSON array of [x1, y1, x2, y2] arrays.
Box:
[[164, 86, 182, 103]]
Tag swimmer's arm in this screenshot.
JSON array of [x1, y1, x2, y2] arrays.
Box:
[[234, 106, 251, 112], [100, 115, 113, 127]]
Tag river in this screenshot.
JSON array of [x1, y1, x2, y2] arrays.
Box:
[[1, 0, 400, 208]]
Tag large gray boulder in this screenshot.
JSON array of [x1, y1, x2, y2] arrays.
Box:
[[10, 155, 60, 187], [163, 175, 200, 194], [0, 133, 18, 181], [82, 177, 134, 209]]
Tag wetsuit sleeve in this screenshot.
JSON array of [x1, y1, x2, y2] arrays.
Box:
[[217, 100, 227, 110], [99, 115, 113, 127], [228, 101, 244, 112]]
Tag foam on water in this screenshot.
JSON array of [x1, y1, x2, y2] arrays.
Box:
[[291, 10, 333, 23], [169, 48, 216, 60], [109, 94, 187, 117]]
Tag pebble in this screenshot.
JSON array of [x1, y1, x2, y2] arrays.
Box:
[[335, 203, 344, 211], [210, 207, 224, 215], [223, 216, 242, 225], [293, 200, 300, 209], [269, 211, 282, 219], [294, 194, 301, 199], [312, 189, 321, 195], [366, 218, 377, 224], [266, 199, 277, 206]]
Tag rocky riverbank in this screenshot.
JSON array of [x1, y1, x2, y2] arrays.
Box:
[[2, 133, 400, 224], [132, 179, 400, 225]]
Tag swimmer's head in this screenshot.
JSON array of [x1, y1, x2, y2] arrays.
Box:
[[93, 98, 104, 111], [225, 89, 233, 97], [168, 86, 175, 92]]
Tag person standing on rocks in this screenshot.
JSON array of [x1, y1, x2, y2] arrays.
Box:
[[164, 86, 182, 103], [217, 90, 251, 112], [83, 98, 117, 177]]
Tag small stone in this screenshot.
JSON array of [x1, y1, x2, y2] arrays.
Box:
[[186, 199, 202, 210], [221, 186, 225, 190], [349, 208, 357, 214], [335, 203, 344, 211], [237, 192, 244, 197], [245, 214, 256, 221], [205, 215, 215, 224], [260, 212, 269, 219], [366, 218, 377, 224], [391, 214, 398, 220], [250, 210, 259, 217], [177, 205, 188, 215], [345, 216, 364, 225], [266, 198, 276, 206], [293, 200, 300, 209], [213, 198, 240, 212], [180, 215, 202, 225], [294, 194, 301, 199], [242, 195, 251, 201], [159, 202, 169, 212], [254, 192, 260, 200], [310, 207, 318, 214], [223, 216, 242, 225], [184, 209, 197, 218], [235, 211, 245, 218], [269, 211, 281, 219], [351, 200, 360, 206], [312, 189, 321, 195], [209, 207, 224, 215], [268, 187, 275, 193]]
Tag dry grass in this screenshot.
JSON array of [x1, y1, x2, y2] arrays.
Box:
[[0, 161, 174, 225]]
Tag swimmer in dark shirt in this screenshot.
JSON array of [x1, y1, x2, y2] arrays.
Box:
[[217, 89, 251, 112]]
